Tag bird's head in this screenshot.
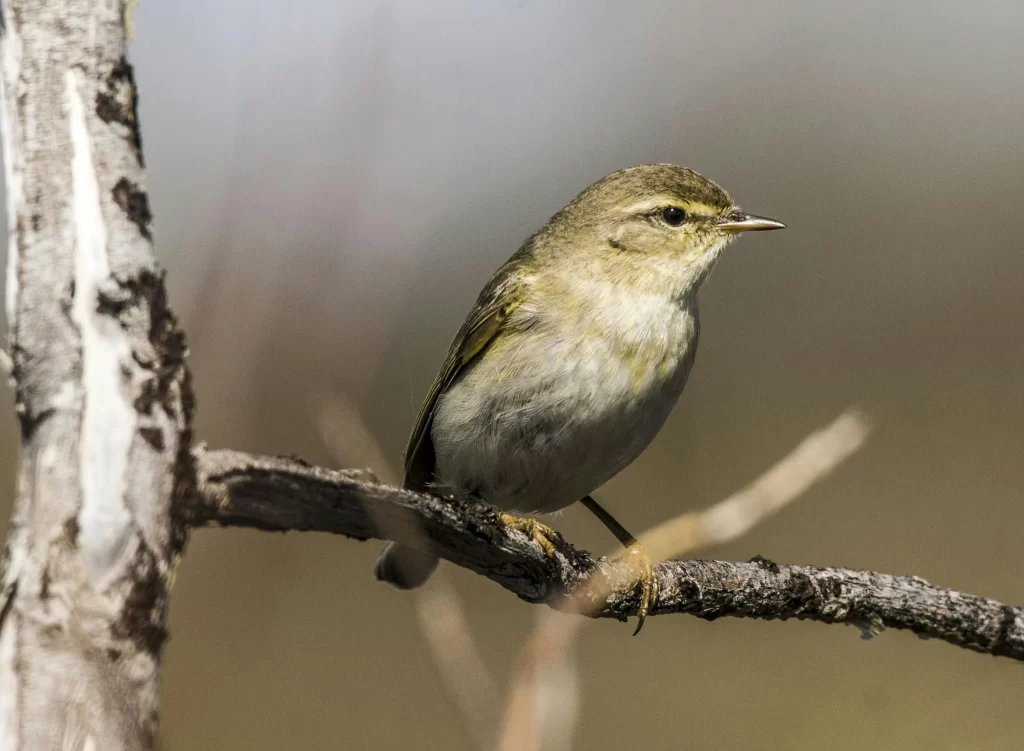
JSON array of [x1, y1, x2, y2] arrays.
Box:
[[537, 164, 784, 296]]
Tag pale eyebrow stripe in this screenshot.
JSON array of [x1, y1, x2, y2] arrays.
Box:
[[620, 197, 720, 216]]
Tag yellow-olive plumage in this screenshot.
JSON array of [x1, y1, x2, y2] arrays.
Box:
[[376, 164, 784, 625]]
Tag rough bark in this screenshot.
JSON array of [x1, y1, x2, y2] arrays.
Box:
[[193, 449, 1024, 662], [0, 2, 193, 749]]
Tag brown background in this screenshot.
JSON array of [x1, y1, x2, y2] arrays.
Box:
[[1, 1, 1023, 749]]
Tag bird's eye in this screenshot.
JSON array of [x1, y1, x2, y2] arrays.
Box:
[[661, 206, 686, 226]]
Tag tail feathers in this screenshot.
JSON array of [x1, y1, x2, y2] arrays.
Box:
[[374, 542, 439, 589]]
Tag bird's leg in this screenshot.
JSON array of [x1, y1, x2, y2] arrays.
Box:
[[580, 495, 658, 635], [499, 512, 562, 559], [580, 495, 637, 546]]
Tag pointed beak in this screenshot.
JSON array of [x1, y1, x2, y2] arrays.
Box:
[[716, 211, 786, 234]]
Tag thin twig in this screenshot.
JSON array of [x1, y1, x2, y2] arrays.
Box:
[[316, 394, 400, 485], [642, 408, 870, 559], [315, 393, 499, 750], [497, 408, 870, 751], [415, 577, 502, 750], [497, 610, 579, 751]]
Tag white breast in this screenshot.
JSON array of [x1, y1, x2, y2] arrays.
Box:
[[430, 282, 699, 514]]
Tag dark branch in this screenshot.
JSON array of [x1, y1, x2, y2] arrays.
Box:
[[192, 448, 1024, 662]]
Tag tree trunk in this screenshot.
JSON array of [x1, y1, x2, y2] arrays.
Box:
[[0, 2, 193, 748]]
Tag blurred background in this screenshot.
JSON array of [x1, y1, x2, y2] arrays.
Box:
[[2, 0, 1024, 748]]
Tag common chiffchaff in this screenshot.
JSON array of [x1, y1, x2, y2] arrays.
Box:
[[376, 164, 784, 631]]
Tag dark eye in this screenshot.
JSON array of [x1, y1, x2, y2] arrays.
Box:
[[661, 206, 686, 226]]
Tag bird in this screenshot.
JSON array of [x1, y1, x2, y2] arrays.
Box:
[[375, 164, 784, 632]]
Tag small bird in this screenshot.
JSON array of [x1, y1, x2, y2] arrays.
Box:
[[375, 164, 784, 631]]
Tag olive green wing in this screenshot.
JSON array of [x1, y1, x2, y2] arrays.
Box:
[[403, 272, 524, 491]]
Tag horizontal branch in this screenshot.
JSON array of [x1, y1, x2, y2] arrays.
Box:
[[191, 448, 1024, 662]]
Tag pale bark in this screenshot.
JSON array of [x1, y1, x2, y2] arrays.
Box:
[[0, 2, 193, 749]]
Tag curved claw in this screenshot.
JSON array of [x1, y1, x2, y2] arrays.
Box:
[[615, 544, 658, 635], [500, 512, 561, 559]]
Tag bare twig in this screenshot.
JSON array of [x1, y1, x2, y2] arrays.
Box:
[[315, 393, 499, 750], [316, 394, 400, 485], [497, 610, 579, 751], [415, 577, 502, 750], [641, 409, 870, 559], [498, 409, 869, 751], [191, 444, 1024, 662]]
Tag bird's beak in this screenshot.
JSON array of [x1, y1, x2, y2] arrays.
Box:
[[716, 212, 786, 234]]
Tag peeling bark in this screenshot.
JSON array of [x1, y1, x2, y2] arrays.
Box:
[[0, 2, 193, 749]]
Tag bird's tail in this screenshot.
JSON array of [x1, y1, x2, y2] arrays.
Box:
[[374, 542, 439, 589]]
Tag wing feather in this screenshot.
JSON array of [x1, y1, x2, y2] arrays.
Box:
[[403, 266, 525, 490]]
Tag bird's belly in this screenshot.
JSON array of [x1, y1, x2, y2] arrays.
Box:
[[430, 317, 695, 514]]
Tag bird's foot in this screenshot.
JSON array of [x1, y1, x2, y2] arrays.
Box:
[[613, 543, 659, 635], [500, 512, 561, 559]]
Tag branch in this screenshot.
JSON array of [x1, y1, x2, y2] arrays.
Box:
[[496, 408, 869, 751], [192, 448, 1024, 662]]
